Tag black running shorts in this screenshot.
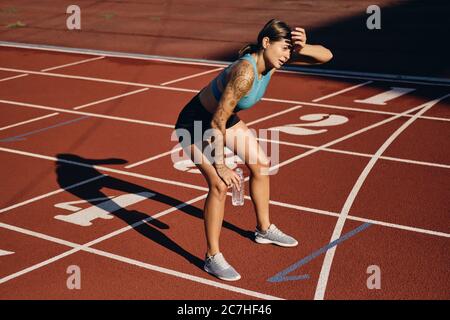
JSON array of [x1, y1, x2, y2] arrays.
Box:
[[174, 93, 241, 148]]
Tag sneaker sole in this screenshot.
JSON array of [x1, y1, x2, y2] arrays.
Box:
[[204, 266, 241, 281], [255, 237, 298, 247]]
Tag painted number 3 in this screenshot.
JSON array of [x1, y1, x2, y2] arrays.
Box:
[[269, 113, 349, 136]]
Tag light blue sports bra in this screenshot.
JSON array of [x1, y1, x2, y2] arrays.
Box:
[[211, 53, 272, 112]]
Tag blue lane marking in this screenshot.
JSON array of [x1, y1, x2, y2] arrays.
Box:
[[0, 115, 90, 142], [267, 222, 372, 283]]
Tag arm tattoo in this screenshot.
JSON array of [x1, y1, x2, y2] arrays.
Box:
[[211, 61, 254, 166]]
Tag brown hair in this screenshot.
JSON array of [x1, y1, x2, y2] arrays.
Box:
[[238, 19, 292, 57]]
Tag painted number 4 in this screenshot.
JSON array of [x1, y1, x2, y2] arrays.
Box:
[[269, 113, 349, 136], [54, 192, 155, 226]]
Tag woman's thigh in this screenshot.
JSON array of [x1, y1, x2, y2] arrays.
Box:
[[224, 120, 270, 174], [180, 140, 224, 188]]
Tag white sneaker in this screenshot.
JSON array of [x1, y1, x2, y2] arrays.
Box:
[[255, 224, 298, 247], [204, 252, 241, 281]]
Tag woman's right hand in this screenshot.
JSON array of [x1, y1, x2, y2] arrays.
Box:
[[214, 164, 241, 191]]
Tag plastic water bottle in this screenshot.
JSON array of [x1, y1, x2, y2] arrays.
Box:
[[232, 168, 244, 206]]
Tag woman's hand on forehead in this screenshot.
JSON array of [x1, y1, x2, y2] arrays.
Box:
[[291, 27, 307, 50]]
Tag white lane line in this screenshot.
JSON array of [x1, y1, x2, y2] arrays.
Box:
[[264, 96, 392, 115], [0, 41, 229, 67], [0, 222, 83, 248], [419, 115, 450, 122], [0, 112, 60, 131], [85, 246, 283, 300], [0, 67, 198, 94], [1, 67, 215, 146], [0, 175, 107, 214], [341, 215, 450, 238], [126, 94, 448, 170], [256, 138, 450, 169], [269, 103, 428, 173], [0, 99, 174, 128], [266, 199, 450, 238], [0, 147, 209, 197], [0, 88, 150, 133], [127, 136, 450, 172], [0, 56, 104, 83], [41, 56, 105, 72], [1, 65, 448, 123], [2, 41, 450, 86], [73, 88, 149, 110], [126, 104, 303, 169], [263, 97, 450, 123], [0, 220, 282, 300], [314, 93, 450, 300], [377, 155, 450, 169], [0, 73, 29, 82], [312, 81, 373, 102], [0, 247, 79, 284], [280, 67, 450, 87], [0, 249, 14, 256], [246, 105, 303, 126], [125, 149, 177, 169], [160, 67, 223, 86]]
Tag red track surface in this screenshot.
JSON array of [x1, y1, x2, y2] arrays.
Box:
[[0, 46, 449, 300]]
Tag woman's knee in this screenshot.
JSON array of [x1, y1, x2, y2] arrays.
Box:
[[208, 179, 228, 200], [248, 162, 271, 179]]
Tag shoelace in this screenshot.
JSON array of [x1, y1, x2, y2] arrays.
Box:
[[269, 225, 287, 238], [208, 254, 230, 269]]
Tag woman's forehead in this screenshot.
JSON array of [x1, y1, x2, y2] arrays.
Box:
[[272, 38, 291, 44], [273, 38, 293, 48]]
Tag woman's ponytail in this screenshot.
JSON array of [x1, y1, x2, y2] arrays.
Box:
[[238, 19, 292, 58], [238, 43, 259, 57]]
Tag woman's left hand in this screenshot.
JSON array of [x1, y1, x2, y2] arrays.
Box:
[[291, 27, 307, 53]]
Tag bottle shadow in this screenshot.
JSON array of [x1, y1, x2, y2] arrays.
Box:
[[54, 153, 254, 270]]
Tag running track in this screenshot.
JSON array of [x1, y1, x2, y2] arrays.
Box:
[[0, 44, 449, 300]]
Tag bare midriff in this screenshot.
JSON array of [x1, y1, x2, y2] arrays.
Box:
[[198, 64, 233, 115], [198, 81, 220, 115]]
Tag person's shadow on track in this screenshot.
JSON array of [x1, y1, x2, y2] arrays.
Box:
[[54, 154, 253, 270]]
